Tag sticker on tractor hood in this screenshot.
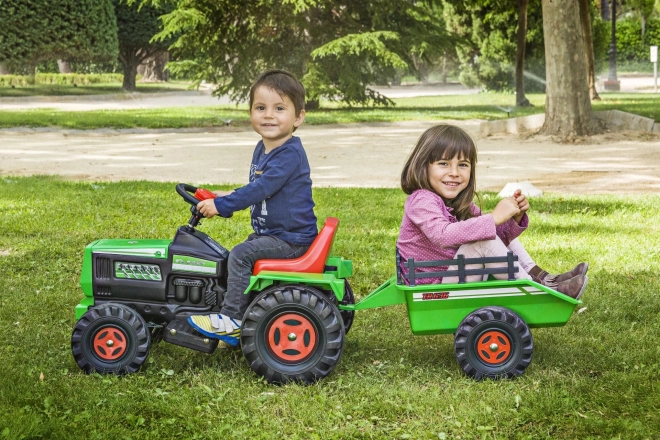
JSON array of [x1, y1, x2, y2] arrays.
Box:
[[172, 255, 217, 274]]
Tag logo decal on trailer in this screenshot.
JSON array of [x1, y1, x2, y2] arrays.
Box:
[[421, 292, 449, 300]]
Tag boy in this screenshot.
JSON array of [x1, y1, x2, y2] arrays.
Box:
[[188, 70, 318, 346]]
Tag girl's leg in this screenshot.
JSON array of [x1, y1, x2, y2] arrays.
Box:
[[507, 238, 536, 273], [508, 238, 588, 284], [442, 237, 531, 284]]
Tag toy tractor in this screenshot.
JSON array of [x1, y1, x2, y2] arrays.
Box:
[[71, 184, 582, 383]]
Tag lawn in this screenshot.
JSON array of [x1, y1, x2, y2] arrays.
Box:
[[1, 177, 659, 439], [0, 92, 659, 129]]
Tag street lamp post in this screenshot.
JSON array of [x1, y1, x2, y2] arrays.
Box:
[[604, 0, 620, 90]]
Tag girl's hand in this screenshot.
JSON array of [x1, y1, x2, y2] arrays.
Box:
[[212, 190, 234, 197], [197, 199, 219, 218], [513, 189, 529, 224], [492, 197, 521, 225]]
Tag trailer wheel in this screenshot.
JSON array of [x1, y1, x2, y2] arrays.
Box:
[[71, 304, 151, 375], [241, 285, 345, 384], [454, 306, 533, 380]]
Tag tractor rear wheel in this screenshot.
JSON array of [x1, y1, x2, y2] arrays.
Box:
[[241, 285, 345, 384]]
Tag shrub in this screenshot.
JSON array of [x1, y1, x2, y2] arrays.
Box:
[[0, 73, 124, 87]]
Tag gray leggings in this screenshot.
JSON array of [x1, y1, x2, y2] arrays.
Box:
[[221, 234, 309, 320]]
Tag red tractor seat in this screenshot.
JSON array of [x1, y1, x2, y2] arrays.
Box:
[[253, 217, 340, 275]]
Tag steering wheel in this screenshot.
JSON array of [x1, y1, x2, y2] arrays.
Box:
[[176, 183, 202, 206]]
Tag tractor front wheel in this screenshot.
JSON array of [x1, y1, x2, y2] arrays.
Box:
[[454, 306, 533, 380], [241, 285, 345, 384], [71, 303, 151, 375]]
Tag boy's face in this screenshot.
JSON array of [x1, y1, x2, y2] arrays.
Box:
[[250, 85, 305, 152]]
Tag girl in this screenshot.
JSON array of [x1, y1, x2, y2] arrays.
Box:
[[397, 124, 588, 299]]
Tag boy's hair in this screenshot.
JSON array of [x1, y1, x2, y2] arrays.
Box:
[[249, 69, 306, 118], [401, 124, 479, 221]]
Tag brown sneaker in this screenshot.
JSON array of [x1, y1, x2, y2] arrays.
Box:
[[555, 262, 589, 283], [555, 274, 588, 299], [528, 265, 558, 288]]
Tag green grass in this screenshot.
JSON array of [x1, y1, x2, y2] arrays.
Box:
[[1, 177, 659, 439], [1, 92, 659, 130], [0, 81, 195, 97]]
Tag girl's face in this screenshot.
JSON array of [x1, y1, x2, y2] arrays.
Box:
[[427, 155, 471, 200]]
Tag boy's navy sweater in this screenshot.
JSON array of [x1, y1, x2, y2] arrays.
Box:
[[213, 136, 318, 246]]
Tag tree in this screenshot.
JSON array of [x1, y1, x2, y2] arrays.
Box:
[[442, 0, 545, 101], [515, 0, 532, 106], [150, 0, 450, 106], [0, 0, 118, 75], [578, 0, 600, 100], [540, 0, 599, 137], [114, 0, 172, 91]]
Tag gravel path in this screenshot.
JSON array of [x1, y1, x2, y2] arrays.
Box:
[[2, 120, 659, 194]]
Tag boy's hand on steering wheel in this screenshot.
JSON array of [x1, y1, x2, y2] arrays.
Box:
[[197, 199, 219, 218]]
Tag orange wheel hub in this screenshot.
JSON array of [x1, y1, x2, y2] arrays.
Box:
[[267, 313, 317, 363], [476, 330, 511, 364], [93, 325, 128, 361]]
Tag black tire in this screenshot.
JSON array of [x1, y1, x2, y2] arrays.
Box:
[[454, 306, 533, 380], [71, 304, 151, 375], [241, 285, 345, 384], [339, 280, 355, 334]]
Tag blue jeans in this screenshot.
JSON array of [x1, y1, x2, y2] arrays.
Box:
[[221, 234, 309, 320]]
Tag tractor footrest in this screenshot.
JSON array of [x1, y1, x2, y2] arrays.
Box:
[[163, 319, 219, 353]]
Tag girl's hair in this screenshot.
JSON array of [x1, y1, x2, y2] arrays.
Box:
[[401, 124, 479, 220]]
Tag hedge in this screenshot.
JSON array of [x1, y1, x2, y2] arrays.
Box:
[[0, 73, 125, 87]]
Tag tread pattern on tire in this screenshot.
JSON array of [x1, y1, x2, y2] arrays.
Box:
[[241, 285, 345, 384], [454, 306, 533, 380], [71, 303, 151, 375]]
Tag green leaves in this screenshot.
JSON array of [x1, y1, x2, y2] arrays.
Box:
[[0, 0, 118, 69]]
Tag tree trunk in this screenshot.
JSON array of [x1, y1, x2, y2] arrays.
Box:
[[540, 0, 598, 138], [138, 51, 170, 82], [119, 47, 154, 91], [122, 61, 138, 91], [0, 63, 9, 75], [57, 60, 72, 74], [578, 0, 600, 100], [515, 0, 531, 107], [641, 15, 646, 38]]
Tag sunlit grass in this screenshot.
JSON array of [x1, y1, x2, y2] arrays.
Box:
[[1, 92, 659, 130], [1, 177, 659, 439]]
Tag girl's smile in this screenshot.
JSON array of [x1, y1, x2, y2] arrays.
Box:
[[427, 156, 471, 200]]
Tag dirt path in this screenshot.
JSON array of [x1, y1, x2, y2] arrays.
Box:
[[2, 120, 659, 194]]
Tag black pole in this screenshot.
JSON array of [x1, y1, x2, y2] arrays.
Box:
[[606, 0, 620, 89]]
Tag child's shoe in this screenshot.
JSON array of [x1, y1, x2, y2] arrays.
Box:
[[555, 274, 588, 299], [529, 263, 589, 286], [555, 262, 589, 283], [188, 313, 241, 347]]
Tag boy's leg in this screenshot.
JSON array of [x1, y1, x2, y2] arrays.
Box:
[[442, 238, 531, 284], [189, 234, 308, 343], [222, 234, 309, 320]]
